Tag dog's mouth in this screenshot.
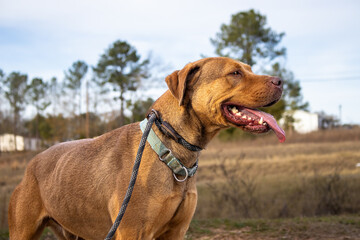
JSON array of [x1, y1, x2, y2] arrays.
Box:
[[222, 103, 286, 143]]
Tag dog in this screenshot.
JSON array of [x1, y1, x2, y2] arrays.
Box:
[[8, 57, 285, 239]]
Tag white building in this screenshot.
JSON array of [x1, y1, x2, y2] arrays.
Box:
[[0, 133, 39, 152], [0, 133, 25, 151], [281, 110, 339, 134], [292, 110, 319, 134]]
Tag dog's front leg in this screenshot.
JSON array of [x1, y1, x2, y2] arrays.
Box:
[[155, 188, 197, 240]]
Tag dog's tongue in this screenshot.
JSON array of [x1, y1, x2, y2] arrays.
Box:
[[246, 108, 286, 143]]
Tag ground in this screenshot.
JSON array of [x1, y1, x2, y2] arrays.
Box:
[[186, 216, 360, 240]]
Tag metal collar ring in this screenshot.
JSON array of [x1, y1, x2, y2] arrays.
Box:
[[173, 166, 188, 182]]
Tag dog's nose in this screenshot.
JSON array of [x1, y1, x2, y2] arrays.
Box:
[[270, 77, 283, 87]]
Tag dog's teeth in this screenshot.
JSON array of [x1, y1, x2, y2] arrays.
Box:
[[231, 107, 238, 113], [259, 117, 263, 125], [242, 116, 247, 119], [248, 117, 252, 120], [263, 122, 267, 126], [236, 112, 242, 116]]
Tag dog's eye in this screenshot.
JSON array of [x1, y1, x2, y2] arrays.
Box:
[[232, 71, 242, 76]]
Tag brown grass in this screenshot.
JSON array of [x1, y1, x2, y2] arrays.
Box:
[[1, 128, 360, 239], [195, 128, 360, 220]]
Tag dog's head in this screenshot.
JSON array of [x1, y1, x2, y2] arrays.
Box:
[[165, 57, 285, 142]]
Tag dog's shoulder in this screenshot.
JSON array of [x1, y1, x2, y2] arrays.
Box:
[[46, 122, 142, 155], [93, 122, 142, 148]]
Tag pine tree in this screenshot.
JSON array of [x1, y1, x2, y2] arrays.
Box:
[[93, 40, 149, 127]]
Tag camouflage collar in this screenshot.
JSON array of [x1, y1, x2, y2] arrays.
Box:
[[140, 118, 198, 182]]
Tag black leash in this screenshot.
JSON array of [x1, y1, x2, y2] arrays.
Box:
[[152, 110, 202, 152], [104, 109, 202, 239], [104, 112, 157, 240]]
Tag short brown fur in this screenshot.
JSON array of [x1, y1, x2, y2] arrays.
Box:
[[8, 57, 282, 240]]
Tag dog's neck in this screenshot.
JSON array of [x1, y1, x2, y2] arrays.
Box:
[[150, 90, 220, 167]]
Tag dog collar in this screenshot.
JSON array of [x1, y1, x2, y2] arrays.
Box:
[[151, 109, 203, 152], [140, 118, 198, 181]]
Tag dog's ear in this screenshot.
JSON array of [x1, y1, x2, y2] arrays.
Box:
[[165, 64, 200, 106]]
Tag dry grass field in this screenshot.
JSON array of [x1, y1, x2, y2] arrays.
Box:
[[1, 128, 360, 239]]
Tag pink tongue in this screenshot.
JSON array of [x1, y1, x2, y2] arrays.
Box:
[[246, 108, 286, 143]]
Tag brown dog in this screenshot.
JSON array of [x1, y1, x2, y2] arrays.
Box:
[[8, 57, 285, 239]]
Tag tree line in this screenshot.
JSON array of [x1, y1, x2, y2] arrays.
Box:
[[0, 40, 155, 148], [0, 9, 308, 148]]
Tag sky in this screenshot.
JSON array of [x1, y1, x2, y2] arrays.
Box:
[[0, 0, 359, 124]]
